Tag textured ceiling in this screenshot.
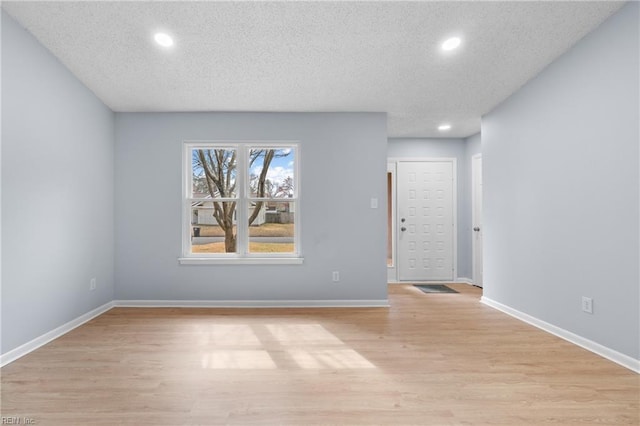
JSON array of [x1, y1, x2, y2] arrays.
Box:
[[2, 1, 625, 138]]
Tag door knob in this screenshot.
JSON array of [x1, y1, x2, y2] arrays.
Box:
[[401, 227, 407, 232], [401, 218, 406, 223], [473, 227, 480, 232]]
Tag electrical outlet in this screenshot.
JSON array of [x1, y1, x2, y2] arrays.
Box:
[[332, 271, 340, 282], [582, 296, 593, 314], [90, 278, 97, 291]]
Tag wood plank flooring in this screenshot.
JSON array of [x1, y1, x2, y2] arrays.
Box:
[[1, 284, 638, 425]]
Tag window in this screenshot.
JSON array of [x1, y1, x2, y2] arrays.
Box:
[[180, 142, 301, 264]]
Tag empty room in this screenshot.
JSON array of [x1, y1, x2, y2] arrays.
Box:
[[1, 1, 638, 425]]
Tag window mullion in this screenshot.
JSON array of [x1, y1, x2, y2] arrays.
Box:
[[235, 146, 248, 255]]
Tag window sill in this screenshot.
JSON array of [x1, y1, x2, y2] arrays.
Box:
[[178, 257, 304, 265]]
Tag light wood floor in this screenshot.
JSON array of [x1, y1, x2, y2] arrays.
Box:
[[1, 284, 638, 425]]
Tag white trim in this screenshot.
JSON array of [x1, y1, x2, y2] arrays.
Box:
[[452, 159, 458, 279], [179, 257, 304, 265], [114, 299, 390, 308], [388, 156, 456, 163], [388, 280, 471, 285], [481, 296, 640, 374], [386, 162, 396, 270], [0, 301, 115, 367], [386, 162, 397, 283], [236, 145, 249, 253], [455, 277, 474, 285], [471, 154, 483, 288]]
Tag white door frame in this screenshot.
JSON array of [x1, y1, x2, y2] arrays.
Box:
[[387, 162, 397, 283], [471, 154, 483, 287], [387, 157, 457, 283]]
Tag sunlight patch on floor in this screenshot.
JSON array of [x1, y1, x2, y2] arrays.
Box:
[[198, 323, 376, 370], [201, 350, 277, 369], [288, 349, 376, 369]]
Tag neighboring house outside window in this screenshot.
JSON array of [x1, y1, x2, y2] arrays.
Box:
[[180, 142, 302, 264]]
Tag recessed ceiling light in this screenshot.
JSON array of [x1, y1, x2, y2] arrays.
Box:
[[154, 33, 174, 48], [441, 37, 461, 51], [438, 124, 452, 131]]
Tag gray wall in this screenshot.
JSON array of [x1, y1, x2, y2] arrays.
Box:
[[387, 138, 472, 280], [115, 112, 388, 302], [1, 11, 115, 353], [465, 133, 481, 159], [482, 2, 639, 359]]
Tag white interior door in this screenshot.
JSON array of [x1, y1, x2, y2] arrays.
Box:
[[472, 155, 483, 287], [397, 161, 454, 281]]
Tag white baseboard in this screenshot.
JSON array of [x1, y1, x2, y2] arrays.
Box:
[[114, 299, 390, 308], [481, 296, 640, 374], [389, 279, 473, 285], [0, 301, 115, 368]]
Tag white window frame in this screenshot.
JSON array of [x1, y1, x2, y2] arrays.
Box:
[[179, 141, 303, 265]]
